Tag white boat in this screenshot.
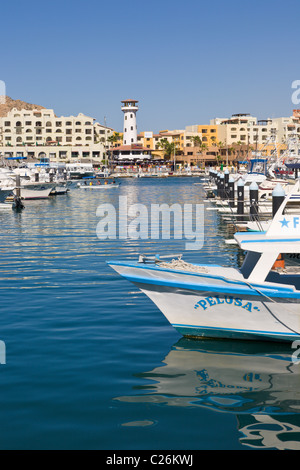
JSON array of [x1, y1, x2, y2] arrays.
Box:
[[108, 182, 300, 342], [13, 183, 55, 199], [77, 182, 119, 189], [66, 163, 95, 179]]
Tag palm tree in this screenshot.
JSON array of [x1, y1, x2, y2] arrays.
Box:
[[191, 135, 202, 147], [107, 132, 121, 147], [157, 138, 178, 159]]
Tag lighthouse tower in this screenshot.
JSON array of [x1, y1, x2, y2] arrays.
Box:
[[121, 99, 138, 145]]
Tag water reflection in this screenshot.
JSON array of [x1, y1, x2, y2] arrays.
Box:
[[115, 338, 300, 450]]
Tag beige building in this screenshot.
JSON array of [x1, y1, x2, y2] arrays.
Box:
[[0, 107, 113, 162], [211, 112, 300, 148]]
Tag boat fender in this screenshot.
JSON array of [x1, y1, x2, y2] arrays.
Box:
[[272, 253, 285, 270]]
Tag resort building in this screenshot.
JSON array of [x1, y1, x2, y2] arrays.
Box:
[[0, 107, 113, 163]]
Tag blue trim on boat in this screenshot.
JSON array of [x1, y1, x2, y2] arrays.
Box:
[[240, 238, 300, 244], [125, 273, 300, 298], [107, 260, 299, 297], [173, 324, 300, 342]]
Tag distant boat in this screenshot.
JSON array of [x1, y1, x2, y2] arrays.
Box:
[[77, 182, 119, 189]]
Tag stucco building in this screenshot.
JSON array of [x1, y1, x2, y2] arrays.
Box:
[[0, 107, 113, 162]]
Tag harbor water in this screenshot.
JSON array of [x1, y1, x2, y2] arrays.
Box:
[[0, 177, 299, 450]]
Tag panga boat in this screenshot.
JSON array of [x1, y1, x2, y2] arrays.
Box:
[[108, 182, 300, 342], [77, 182, 119, 189]]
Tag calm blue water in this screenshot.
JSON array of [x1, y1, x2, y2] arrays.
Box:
[[0, 177, 299, 450]]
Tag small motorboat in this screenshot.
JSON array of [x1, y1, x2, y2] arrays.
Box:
[[77, 181, 119, 189]]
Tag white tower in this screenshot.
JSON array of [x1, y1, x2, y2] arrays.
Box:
[[121, 99, 138, 145]]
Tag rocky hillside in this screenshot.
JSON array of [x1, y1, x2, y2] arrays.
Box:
[[0, 96, 45, 117]]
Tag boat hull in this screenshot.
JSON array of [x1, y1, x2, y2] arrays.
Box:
[[13, 184, 55, 200], [78, 184, 119, 189], [109, 262, 300, 343]]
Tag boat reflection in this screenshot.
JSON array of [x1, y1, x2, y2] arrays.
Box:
[[115, 338, 300, 449]]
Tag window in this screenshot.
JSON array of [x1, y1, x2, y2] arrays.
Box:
[[66, 121, 72, 126], [46, 122, 52, 127], [66, 137, 72, 142], [25, 121, 32, 125], [4, 121, 10, 126], [85, 121, 92, 125], [85, 129, 92, 135]]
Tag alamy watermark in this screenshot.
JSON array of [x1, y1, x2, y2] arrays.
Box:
[[0, 80, 6, 104], [96, 196, 204, 250], [291, 80, 300, 105], [0, 340, 6, 364]]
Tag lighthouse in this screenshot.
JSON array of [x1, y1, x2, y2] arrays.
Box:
[[121, 99, 138, 145], [110, 99, 152, 162]]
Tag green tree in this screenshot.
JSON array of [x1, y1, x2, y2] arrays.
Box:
[[157, 138, 178, 159], [107, 132, 121, 147]]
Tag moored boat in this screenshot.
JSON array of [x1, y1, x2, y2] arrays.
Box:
[[108, 182, 300, 342], [77, 181, 119, 189]]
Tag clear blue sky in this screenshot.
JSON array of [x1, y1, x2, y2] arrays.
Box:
[[1, 0, 300, 133]]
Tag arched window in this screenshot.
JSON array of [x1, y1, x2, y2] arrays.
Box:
[[26, 129, 32, 133], [46, 121, 52, 127], [16, 121, 22, 127], [76, 137, 82, 140]]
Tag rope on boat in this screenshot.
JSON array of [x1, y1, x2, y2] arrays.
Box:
[[158, 258, 209, 273]]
